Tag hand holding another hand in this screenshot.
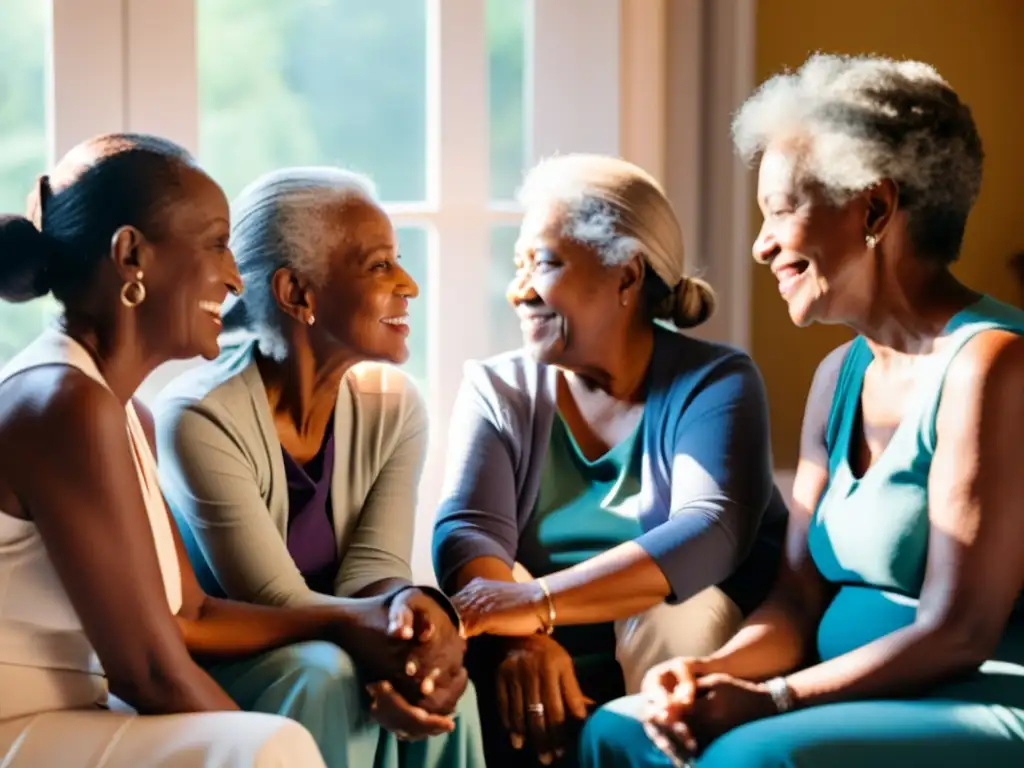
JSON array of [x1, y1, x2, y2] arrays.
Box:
[[641, 657, 777, 765], [452, 577, 546, 638]]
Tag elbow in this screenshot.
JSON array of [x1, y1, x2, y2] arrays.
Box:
[[107, 659, 194, 715], [917, 613, 1001, 674], [105, 639, 202, 715]]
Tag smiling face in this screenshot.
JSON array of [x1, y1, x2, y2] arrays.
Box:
[[753, 144, 875, 327], [310, 201, 418, 364], [134, 167, 242, 360], [506, 201, 630, 367]]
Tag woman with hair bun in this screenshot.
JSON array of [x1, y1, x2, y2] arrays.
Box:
[[431, 153, 788, 767], [0, 134, 457, 767]]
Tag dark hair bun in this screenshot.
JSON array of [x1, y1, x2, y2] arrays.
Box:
[[0, 214, 53, 303]]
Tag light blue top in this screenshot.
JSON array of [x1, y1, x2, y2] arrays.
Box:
[[811, 295, 1024, 663]]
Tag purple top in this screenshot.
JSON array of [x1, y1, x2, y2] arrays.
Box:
[[283, 423, 339, 595]]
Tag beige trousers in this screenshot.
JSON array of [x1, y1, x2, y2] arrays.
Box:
[[512, 563, 742, 695], [0, 667, 325, 768]]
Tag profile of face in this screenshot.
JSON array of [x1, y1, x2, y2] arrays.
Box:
[[119, 166, 242, 360], [506, 201, 635, 367], [753, 144, 878, 327], [306, 201, 418, 364]]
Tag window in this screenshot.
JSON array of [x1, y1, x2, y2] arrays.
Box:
[[18, 0, 701, 581], [0, 0, 51, 368]]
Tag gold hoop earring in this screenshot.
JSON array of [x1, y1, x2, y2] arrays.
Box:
[[120, 271, 146, 308], [865, 234, 878, 249]]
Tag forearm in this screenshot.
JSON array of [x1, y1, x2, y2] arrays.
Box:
[[701, 599, 813, 680], [543, 542, 670, 625], [177, 596, 352, 659], [783, 622, 982, 708]]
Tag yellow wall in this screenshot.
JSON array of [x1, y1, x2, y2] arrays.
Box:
[[752, 0, 1024, 468]]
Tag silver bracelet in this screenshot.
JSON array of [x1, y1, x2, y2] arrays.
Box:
[[764, 676, 795, 714]]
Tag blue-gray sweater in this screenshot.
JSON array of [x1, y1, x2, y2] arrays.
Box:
[[432, 326, 787, 615]]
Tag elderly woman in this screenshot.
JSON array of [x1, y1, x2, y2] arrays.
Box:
[[155, 167, 484, 768], [581, 54, 1024, 767], [431, 154, 788, 767]]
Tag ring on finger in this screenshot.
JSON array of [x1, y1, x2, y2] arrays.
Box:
[[527, 702, 545, 717]]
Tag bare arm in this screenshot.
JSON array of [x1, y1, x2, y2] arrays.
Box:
[[10, 372, 235, 714], [696, 344, 846, 681], [781, 330, 1024, 707]]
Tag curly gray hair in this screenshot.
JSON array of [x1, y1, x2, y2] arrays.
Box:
[[221, 166, 378, 360], [516, 153, 715, 329], [732, 53, 983, 264]]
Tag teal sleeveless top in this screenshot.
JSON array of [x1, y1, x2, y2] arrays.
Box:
[[810, 296, 1024, 663]]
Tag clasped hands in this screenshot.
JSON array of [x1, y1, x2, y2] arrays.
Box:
[[348, 587, 469, 741], [641, 657, 778, 766]]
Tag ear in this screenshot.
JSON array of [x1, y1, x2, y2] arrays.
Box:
[[108, 225, 150, 278], [863, 178, 899, 239], [270, 266, 316, 325], [619, 253, 645, 301]]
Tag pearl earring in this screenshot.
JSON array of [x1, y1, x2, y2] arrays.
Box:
[[865, 234, 878, 249], [307, 314, 316, 326]]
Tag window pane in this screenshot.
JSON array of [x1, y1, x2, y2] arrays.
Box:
[[0, 0, 51, 368], [397, 226, 429, 395], [198, 0, 427, 203], [487, 0, 526, 201], [489, 225, 520, 355]]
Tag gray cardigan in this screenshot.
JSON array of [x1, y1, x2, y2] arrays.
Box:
[[154, 341, 428, 607], [432, 326, 787, 615]]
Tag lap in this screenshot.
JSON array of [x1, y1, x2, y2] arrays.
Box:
[[0, 707, 324, 768], [580, 693, 1024, 768]]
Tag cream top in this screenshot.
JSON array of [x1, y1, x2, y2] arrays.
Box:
[[0, 330, 182, 718]]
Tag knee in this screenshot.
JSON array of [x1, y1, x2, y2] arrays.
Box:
[[450, 679, 482, 727], [253, 716, 326, 768], [264, 641, 359, 701], [578, 696, 658, 767]]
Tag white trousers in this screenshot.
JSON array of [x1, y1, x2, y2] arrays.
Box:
[[0, 666, 325, 768], [511, 563, 742, 694]]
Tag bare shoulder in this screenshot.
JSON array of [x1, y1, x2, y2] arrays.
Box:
[[0, 366, 127, 486], [942, 329, 1024, 419]]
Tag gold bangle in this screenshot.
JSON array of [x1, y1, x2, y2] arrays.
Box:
[[536, 577, 556, 635]]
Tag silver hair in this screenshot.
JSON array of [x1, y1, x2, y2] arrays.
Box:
[[732, 53, 983, 264], [516, 154, 715, 329], [222, 166, 378, 360]]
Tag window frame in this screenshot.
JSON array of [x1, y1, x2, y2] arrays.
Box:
[[44, 0, 757, 581]]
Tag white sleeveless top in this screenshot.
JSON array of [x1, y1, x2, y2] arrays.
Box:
[[0, 330, 183, 719]]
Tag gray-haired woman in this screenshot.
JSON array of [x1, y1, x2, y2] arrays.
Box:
[[154, 167, 485, 768], [581, 54, 1024, 767], [431, 153, 788, 767]]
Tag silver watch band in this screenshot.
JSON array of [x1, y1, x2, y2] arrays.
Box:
[[765, 676, 795, 714]]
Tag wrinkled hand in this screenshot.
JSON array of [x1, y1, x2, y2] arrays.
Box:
[[643, 667, 776, 765], [367, 680, 455, 741], [452, 578, 545, 638], [497, 635, 594, 765], [388, 588, 468, 714]]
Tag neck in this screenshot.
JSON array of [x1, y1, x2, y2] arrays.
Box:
[[60, 310, 168, 405], [847, 257, 979, 359], [564, 322, 655, 401], [258, 334, 361, 436]]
